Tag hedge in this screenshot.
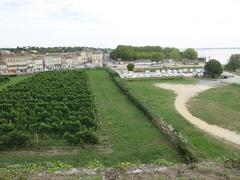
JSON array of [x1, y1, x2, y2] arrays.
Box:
[[106, 67, 198, 163]]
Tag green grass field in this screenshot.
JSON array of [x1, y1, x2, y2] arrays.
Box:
[[87, 70, 182, 163], [0, 70, 182, 167], [188, 84, 240, 132], [125, 78, 240, 160]]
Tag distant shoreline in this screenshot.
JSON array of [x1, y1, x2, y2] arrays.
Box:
[[195, 48, 240, 50]]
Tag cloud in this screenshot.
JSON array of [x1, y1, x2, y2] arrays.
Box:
[[0, 0, 30, 7], [0, 0, 240, 48]]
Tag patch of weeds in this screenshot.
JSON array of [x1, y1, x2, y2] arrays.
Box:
[[115, 161, 141, 169], [0, 161, 72, 179], [87, 159, 103, 170], [150, 159, 173, 166], [222, 153, 240, 168]]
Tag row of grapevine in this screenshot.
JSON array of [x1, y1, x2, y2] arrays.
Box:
[[0, 76, 10, 84], [0, 70, 98, 149]]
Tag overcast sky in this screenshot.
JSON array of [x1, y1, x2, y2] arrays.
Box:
[[0, 0, 240, 48]]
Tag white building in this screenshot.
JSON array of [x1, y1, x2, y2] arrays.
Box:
[[31, 56, 44, 72], [0, 63, 8, 74], [91, 53, 104, 65], [0, 53, 30, 73], [43, 54, 62, 70]]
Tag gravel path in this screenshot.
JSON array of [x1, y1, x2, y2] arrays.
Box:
[[155, 81, 240, 146]]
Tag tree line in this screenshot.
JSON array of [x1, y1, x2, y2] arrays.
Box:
[[2, 46, 111, 54], [110, 45, 198, 61]]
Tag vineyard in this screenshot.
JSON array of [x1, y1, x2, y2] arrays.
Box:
[[0, 76, 10, 84], [0, 70, 98, 149]]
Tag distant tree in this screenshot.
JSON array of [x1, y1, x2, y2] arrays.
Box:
[[225, 54, 240, 71], [110, 45, 181, 61], [110, 51, 118, 60], [204, 59, 223, 78], [169, 48, 181, 60], [183, 48, 198, 60], [151, 52, 164, 62], [127, 63, 135, 71]]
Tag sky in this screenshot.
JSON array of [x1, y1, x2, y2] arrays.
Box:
[[0, 0, 240, 49]]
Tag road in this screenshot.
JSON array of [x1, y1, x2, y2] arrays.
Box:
[[155, 80, 240, 147]]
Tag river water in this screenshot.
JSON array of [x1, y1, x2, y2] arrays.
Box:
[[196, 48, 240, 65]]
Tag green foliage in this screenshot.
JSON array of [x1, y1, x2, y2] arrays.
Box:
[[0, 70, 98, 148], [0, 76, 10, 84], [63, 132, 80, 145], [225, 54, 240, 71], [222, 153, 240, 168], [64, 131, 98, 145], [169, 48, 181, 60], [150, 159, 173, 166], [204, 59, 223, 78], [88, 159, 103, 169], [0, 161, 72, 179], [7, 46, 109, 54], [115, 161, 141, 169], [0, 131, 31, 148], [110, 45, 180, 61], [183, 48, 198, 60], [127, 63, 135, 71]]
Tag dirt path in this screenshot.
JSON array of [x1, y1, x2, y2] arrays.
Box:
[[155, 81, 240, 146]]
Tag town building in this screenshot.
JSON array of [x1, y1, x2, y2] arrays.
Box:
[[30, 55, 44, 72], [90, 52, 104, 66], [0, 49, 106, 74], [0, 63, 7, 74], [43, 54, 62, 70], [0, 53, 30, 73]]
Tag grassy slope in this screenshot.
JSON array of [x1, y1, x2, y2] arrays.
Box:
[[0, 70, 182, 167], [188, 84, 240, 132], [125, 78, 240, 160], [87, 70, 182, 163]]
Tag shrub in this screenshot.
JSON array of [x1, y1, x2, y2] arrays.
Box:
[[63, 132, 79, 145], [79, 131, 98, 144], [1, 131, 31, 148], [225, 54, 240, 71], [150, 159, 173, 166], [0, 76, 10, 83], [127, 63, 135, 71], [87, 159, 103, 169], [204, 59, 223, 78]]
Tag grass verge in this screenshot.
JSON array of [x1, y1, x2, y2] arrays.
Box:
[[188, 84, 240, 132], [125, 78, 240, 160]]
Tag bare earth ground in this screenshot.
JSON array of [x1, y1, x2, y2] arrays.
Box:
[[155, 80, 240, 147], [31, 162, 240, 180]]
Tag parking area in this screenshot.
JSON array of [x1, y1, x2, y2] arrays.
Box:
[[117, 68, 204, 78]]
